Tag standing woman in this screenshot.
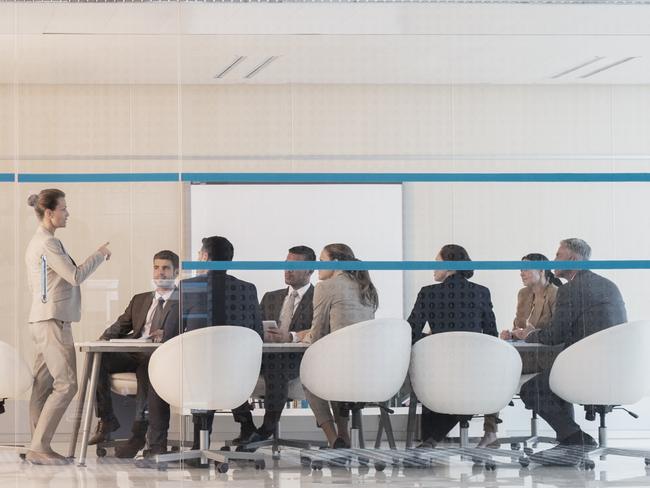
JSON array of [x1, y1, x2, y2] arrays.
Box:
[[25, 189, 110, 465], [407, 244, 498, 448], [299, 243, 378, 448]]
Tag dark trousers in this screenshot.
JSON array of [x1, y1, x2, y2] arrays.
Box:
[[95, 352, 150, 422], [147, 383, 170, 450], [421, 407, 468, 442], [519, 369, 578, 441], [191, 402, 252, 450], [230, 351, 303, 433]]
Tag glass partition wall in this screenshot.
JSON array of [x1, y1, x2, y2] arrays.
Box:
[[2, 1, 650, 477]]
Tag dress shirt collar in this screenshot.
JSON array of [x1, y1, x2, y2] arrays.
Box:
[[287, 282, 311, 300], [154, 288, 175, 302]]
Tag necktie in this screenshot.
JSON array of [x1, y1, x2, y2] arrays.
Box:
[[278, 290, 299, 331], [150, 297, 166, 334]]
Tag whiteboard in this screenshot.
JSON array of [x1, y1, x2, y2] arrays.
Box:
[[190, 184, 403, 318]]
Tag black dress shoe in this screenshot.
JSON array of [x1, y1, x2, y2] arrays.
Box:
[[529, 431, 598, 466], [88, 417, 120, 445], [559, 431, 598, 447]]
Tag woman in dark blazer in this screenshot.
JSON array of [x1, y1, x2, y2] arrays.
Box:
[[407, 244, 498, 448]]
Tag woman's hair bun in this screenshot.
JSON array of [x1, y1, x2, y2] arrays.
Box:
[[27, 194, 39, 207]]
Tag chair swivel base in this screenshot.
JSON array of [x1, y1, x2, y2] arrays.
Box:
[[154, 448, 265, 472], [518, 445, 650, 470]]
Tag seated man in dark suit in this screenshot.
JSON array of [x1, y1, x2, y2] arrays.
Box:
[[241, 245, 315, 444], [181, 236, 263, 453], [89, 250, 180, 458], [519, 238, 627, 449]]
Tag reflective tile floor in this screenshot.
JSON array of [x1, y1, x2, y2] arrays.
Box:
[[3, 440, 650, 488]]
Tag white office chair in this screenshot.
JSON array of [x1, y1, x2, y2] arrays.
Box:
[[0, 341, 33, 457], [148, 326, 264, 472], [525, 320, 650, 470], [410, 332, 522, 470], [300, 318, 412, 470]]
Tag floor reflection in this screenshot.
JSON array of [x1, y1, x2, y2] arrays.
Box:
[[3, 444, 650, 488]]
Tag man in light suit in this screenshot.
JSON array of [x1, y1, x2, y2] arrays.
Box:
[[88, 250, 180, 458], [520, 238, 627, 452], [241, 245, 315, 444]]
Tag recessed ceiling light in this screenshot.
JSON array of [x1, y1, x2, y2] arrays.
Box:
[[580, 57, 638, 78], [214, 56, 246, 79], [550, 56, 604, 79], [244, 56, 278, 79]]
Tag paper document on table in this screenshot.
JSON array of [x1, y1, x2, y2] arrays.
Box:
[[109, 338, 152, 343]]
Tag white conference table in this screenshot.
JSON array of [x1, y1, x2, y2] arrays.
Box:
[[69, 340, 309, 466], [68, 338, 558, 465]]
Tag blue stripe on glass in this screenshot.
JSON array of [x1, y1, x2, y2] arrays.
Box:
[[18, 173, 179, 183], [181, 260, 650, 271], [7, 172, 650, 184], [181, 172, 650, 183]]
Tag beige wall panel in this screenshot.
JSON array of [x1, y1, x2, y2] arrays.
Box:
[[290, 85, 453, 158], [180, 85, 293, 159], [0, 85, 15, 171], [451, 85, 614, 160], [17, 85, 132, 162]]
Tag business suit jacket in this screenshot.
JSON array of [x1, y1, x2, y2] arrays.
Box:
[[526, 270, 627, 348], [25, 225, 104, 323], [100, 287, 181, 343], [513, 284, 558, 330], [306, 273, 376, 344], [182, 271, 263, 337], [260, 285, 314, 332], [407, 273, 498, 344]]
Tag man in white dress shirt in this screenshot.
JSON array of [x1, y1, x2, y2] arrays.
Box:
[[238, 245, 316, 445], [88, 250, 180, 458]]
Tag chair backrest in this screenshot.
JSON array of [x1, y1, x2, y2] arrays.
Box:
[[148, 326, 263, 410], [549, 320, 650, 406], [0, 341, 32, 400], [300, 318, 411, 402], [410, 332, 522, 415]]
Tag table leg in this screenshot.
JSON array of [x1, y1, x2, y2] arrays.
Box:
[[68, 351, 93, 458], [77, 352, 102, 467]]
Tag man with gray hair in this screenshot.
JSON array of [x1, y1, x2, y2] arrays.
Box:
[[519, 238, 627, 457]]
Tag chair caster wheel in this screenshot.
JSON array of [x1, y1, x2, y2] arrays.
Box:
[[581, 459, 595, 471], [255, 460, 265, 470], [170, 446, 180, 453], [220, 446, 231, 452], [216, 462, 229, 473], [485, 461, 496, 471], [19, 454, 26, 461], [358, 455, 369, 466], [157, 462, 168, 471], [510, 443, 520, 451], [519, 457, 530, 468], [523, 447, 533, 456], [300, 456, 312, 468], [374, 461, 386, 472], [96, 447, 107, 457], [312, 460, 323, 470], [645, 457, 650, 466]]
